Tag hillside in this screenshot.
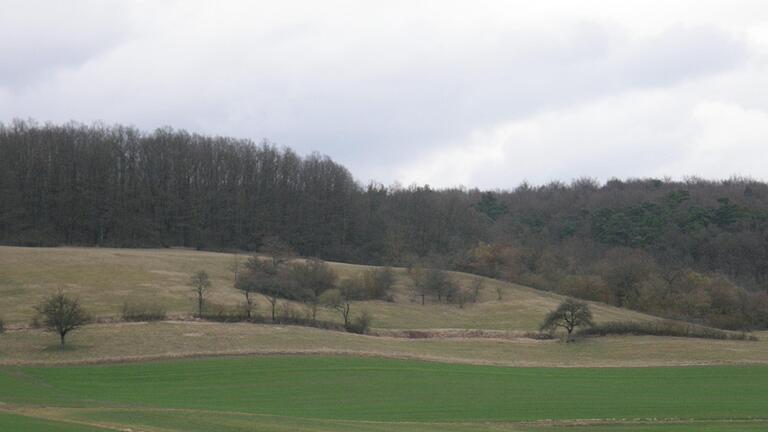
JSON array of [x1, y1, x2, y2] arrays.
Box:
[[4, 122, 768, 331], [2, 241, 767, 432], [1, 321, 766, 367], [0, 246, 654, 330]]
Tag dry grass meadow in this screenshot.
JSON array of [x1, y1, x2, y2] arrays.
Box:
[[0, 245, 653, 330], [1, 320, 766, 368], [0, 245, 763, 369]]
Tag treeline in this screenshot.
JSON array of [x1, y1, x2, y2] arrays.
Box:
[[2, 120, 767, 329], [0, 120, 356, 255]]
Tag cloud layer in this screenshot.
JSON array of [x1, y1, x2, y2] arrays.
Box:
[[1, 0, 767, 188]]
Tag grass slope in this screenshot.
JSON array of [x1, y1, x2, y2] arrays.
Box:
[[0, 246, 653, 329], [1, 322, 767, 367], [0, 356, 766, 431]]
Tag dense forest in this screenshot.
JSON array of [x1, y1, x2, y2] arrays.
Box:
[[2, 120, 767, 329]]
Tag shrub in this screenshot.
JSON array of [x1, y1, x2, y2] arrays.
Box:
[[200, 302, 250, 323], [279, 303, 305, 322], [578, 320, 758, 341], [121, 302, 167, 322], [345, 310, 373, 334], [363, 267, 396, 300]]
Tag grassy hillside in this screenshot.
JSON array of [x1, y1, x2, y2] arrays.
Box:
[[0, 246, 654, 329], [1, 322, 766, 367], [1, 356, 766, 431], [2, 246, 766, 432]]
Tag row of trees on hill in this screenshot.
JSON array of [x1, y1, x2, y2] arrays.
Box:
[[2, 120, 768, 329], [195, 241, 397, 331]]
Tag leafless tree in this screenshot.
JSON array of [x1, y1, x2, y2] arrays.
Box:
[[540, 298, 594, 341], [35, 288, 90, 349], [190, 271, 211, 317]]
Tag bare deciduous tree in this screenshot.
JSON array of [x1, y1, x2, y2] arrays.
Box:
[[228, 252, 241, 284], [291, 258, 338, 322], [540, 298, 594, 341], [238, 256, 290, 322], [322, 279, 363, 327], [35, 289, 90, 349], [471, 277, 485, 303], [234, 277, 257, 319], [190, 271, 211, 317], [363, 267, 396, 300], [409, 266, 456, 305]]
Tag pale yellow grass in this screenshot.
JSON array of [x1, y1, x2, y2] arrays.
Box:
[[0, 321, 765, 367], [0, 246, 655, 331]]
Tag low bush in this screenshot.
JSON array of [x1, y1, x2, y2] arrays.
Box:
[[121, 302, 167, 322], [345, 310, 373, 334], [578, 320, 758, 341], [200, 303, 250, 323], [276, 315, 346, 331]]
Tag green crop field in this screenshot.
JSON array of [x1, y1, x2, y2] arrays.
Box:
[[1, 356, 767, 431], [1, 246, 765, 431]]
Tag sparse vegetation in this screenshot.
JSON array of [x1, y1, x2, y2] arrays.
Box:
[[291, 258, 338, 322]]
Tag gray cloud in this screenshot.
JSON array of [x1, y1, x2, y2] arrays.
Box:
[[0, 1, 131, 88], [0, 1, 764, 187]]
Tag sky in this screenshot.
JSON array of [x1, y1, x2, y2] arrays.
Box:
[[1, 0, 767, 189]]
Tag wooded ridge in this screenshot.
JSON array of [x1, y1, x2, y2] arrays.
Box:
[[2, 120, 767, 329]]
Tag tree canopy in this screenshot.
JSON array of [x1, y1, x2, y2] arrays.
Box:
[[4, 120, 768, 329]]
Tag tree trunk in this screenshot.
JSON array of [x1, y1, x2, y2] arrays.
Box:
[[343, 303, 350, 326], [244, 291, 252, 319], [421, 294, 425, 305], [59, 332, 66, 350], [270, 299, 277, 322]]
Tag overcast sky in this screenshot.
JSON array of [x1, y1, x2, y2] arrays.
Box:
[[2, 1, 767, 188]]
